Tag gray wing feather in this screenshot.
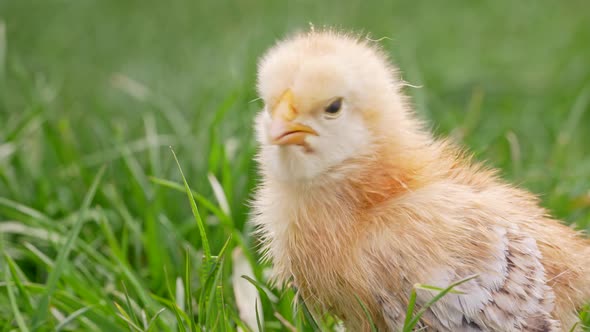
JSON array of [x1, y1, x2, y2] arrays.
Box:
[[382, 226, 559, 332]]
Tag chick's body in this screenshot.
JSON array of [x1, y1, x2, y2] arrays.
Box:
[[252, 30, 590, 331]]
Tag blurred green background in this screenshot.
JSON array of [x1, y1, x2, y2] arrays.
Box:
[[0, 0, 589, 331]]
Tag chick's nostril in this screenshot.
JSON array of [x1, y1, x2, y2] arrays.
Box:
[[272, 89, 298, 121]]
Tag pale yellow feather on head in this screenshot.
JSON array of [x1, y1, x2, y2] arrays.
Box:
[[255, 30, 418, 182]]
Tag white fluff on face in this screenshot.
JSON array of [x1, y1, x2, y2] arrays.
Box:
[[255, 100, 371, 181], [254, 32, 395, 182]]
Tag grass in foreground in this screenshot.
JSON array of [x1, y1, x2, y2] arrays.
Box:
[[1, 0, 589, 330]]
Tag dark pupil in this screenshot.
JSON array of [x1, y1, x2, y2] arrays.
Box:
[[326, 99, 342, 114]]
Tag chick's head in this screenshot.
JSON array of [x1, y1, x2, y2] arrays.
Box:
[[255, 31, 410, 182]]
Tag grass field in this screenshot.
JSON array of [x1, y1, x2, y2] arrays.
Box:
[[1, 0, 589, 330]]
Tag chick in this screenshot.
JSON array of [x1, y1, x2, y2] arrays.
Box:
[[251, 30, 590, 331]]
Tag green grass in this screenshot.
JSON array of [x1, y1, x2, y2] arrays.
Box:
[[1, 0, 589, 330]]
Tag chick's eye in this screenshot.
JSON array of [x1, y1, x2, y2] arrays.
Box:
[[324, 98, 343, 117]]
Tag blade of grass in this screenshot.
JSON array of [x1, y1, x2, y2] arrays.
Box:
[[114, 301, 144, 332], [273, 312, 297, 332], [151, 294, 188, 332], [183, 247, 196, 332], [176, 277, 185, 315], [122, 281, 140, 327], [221, 150, 233, 212], [354, 295, 377, 332], [298, 297, 322, 331], [144, 114, 162, 177], [170, 148, 211, 260], [205, 257, 225, 330], [3, 261, 30, 332], [55, 306, 92, 331], [207, 172, 231, 218], [232, 247, 262, 330], [255, 299, 264, 332], [147, 308, 168, 332], [218, 285, 230, 332], [200, 236, 232, 329], [148, 176, 228, 224], [31, 165, 106, 329], [141, 310, 148, 330], [403, 288, 418, 329], [556, 85, 590, 148], [240, 275, 279, 304], [0, 19, 5, 77], [0, 197, 55, 228], [413, 284, 467, 295], [226, 305, 254, 332], [150, 176, 250, 259], [4, 253, 34, 312], [403, 274, 478, 332], [162, 267, 188, 332]]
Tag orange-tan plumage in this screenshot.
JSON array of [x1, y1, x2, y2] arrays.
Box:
[[252, 29, 590, 331]]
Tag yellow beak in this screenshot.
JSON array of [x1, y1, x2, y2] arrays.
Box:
[[269, 90, 318, 145]]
